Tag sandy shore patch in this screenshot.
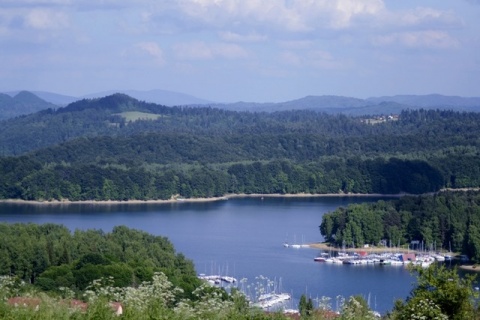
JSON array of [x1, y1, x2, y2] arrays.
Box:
[[0, 193, 404, 205], [309, 242, 420, 254]]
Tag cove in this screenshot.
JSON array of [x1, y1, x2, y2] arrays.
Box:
[[0, 196, 413, 314]]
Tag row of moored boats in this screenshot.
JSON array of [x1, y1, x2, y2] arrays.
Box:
[[198, 274, 237, 285], [314, 252, 454, 267]]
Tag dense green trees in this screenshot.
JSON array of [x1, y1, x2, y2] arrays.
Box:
[[320, 191, 480, 261], [1, 95, 480, 201], [388, 265, 478, 320], [0, 223, 200, 299], [0, 157, 446, 201], [2, 95, 480, 160]]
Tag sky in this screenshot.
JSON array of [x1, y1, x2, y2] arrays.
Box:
[[1, 0, 479, 103]]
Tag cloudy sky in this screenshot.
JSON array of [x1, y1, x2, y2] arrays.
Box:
[[1, 0, 479, 102]]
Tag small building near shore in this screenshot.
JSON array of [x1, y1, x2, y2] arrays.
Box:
[[401, 253, 416, 262]]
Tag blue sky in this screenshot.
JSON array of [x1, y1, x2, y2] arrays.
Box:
[[1, 0, 479, 102]]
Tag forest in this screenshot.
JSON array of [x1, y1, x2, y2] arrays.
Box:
[[320, 190, 480, 262], [0, 224, 199, 299], [1, 94, 480, 201]]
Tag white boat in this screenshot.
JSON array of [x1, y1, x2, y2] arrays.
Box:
[[433, 254, 445, 262], [283, 309, 299, 315], [379, 259, 392, 265], [390, 260, 403, 266], [199, 274, 237, 284], [421, 260, 434, 268], [252, 293, 291, 309], [221, 276, 237, 283]]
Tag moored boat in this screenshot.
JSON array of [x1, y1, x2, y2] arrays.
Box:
[[252, 292, 291, 309], [314, 256, 327, 262]]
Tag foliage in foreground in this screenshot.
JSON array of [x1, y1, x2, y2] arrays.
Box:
[[386, 265, 479, 320], [1, 259, 480, 319], [0, 273, 286, 320]]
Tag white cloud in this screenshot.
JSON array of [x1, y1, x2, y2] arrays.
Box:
[[328, 0, 385, 29], [219, 31, 267, 43], [135, 42, 165, 65], [279, 49, 346, 70], [174, 41, 248, 60], [396, 7, 463, 29], [145, 0, 385, 35], [278, 40, 314, 49], [373, 30, 459, 49], [2, 0, 72, 6], [1, 0, 143, 10], [25, 9, 69, 29], [279, 51, 302, 67]]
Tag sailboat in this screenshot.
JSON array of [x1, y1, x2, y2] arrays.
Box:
[[251, 277, 291, 310]]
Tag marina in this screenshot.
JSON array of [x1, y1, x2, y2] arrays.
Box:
[[313, 251, 444, 268], [198, 272, 292, 311], [198, 274, 238, 285]]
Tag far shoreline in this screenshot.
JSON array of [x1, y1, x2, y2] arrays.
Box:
[[0, 192, 405, 206], [1, 188, 476, 206]]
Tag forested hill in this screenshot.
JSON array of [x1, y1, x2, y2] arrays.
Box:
[[1, 93, 480, 201], [0, 93, 372, 155], [2, 93, 480, 156]]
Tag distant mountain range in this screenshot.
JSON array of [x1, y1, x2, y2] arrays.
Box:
[[0, 91, 58, 121], [209, 94, 480, 114], [1, 89, 480, 120]]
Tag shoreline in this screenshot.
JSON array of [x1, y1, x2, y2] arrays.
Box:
[[0, 192, 405, 206], [309, 242, 418, 254], [2, 188, 477, 206]]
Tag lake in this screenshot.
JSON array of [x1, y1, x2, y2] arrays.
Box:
[[0, 196, 416, 314]]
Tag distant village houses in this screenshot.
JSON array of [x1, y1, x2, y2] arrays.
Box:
[[361, 114, 399, 125]]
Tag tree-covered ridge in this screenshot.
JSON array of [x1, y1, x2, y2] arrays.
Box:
[[2, 93, 480, 156], [1, 94, 480, 201], [320, 190, 480, 262], [0, 223, 199, 300], [0, 94, 368, 155], [0, 157, 447, 201], [25, 130, 480, 166]]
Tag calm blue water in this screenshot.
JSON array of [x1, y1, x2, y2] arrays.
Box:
[[0, 196, 415, 314]]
